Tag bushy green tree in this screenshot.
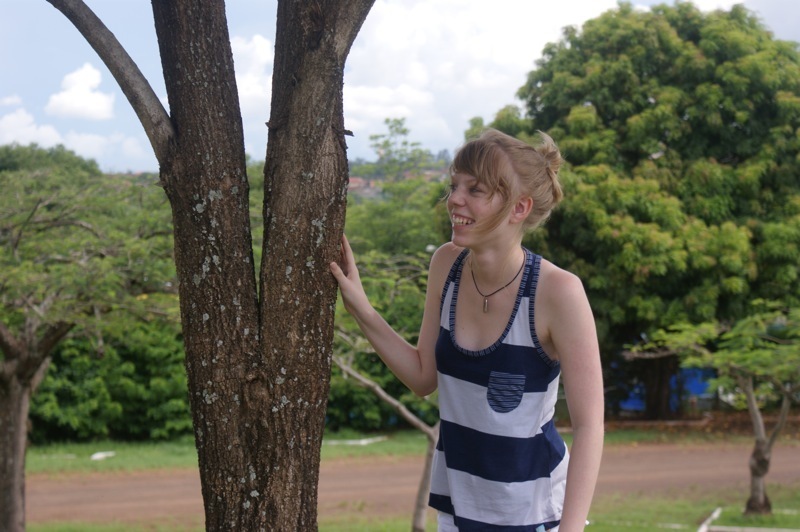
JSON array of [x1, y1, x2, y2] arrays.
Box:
[[501, 2, 800, 417], [30, 318, 190, 442]]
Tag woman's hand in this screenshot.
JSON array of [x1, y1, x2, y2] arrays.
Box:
[[329, 234, 370, 316]]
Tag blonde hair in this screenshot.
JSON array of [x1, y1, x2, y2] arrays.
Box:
[[449, 128, 564, 234]]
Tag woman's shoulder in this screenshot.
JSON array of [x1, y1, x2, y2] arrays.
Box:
[[428, 242, 464, 281], [430, 242, 464, 266], [537, 257, 587, 303]]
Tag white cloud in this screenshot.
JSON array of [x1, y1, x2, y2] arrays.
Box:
[[231, 34, 275, 160], [0, 108, 63, 146], [45, 63, 115, 121], [61, 130, 153, 170], [63, 131, 114, 160], [232, 34, 274, 119], [1, 95, 22, 106], [341, 0, 624, 159]]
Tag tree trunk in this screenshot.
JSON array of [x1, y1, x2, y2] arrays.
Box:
[[252, 2, 373, 528], [0, 376, 31, 532], [739, 375, 791, 516], [643, 355, 677, 420], [745, 438, 772, 514], [148, 0, 373, 529]]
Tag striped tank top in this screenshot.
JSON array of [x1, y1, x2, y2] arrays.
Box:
[[428, 248, 568, 531]]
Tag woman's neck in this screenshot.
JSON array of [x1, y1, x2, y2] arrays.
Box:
[[468, 242, 525, 288]]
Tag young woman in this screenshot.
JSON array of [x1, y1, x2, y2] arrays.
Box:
[[330, 129, 604, 531]]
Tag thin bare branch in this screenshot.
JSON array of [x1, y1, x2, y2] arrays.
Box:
[[766, 392, 791, 451], [740, 375, 767, 442], [333, 355, 436, 438], [45, 0, 174, 164]]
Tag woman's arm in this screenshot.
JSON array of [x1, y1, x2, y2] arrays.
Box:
[[540, 266, 605, 532], [329, 235, 457, 396]]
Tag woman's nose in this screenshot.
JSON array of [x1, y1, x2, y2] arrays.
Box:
[[448, 187, 464, 206]]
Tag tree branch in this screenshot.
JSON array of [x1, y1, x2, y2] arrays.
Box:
[[330, 0, 376, 62], [333, 355, 436, 439], [766, 391, 791, 451], [739, 374, 767, 442], [45, 0, 174, 164], [0, 321, 23, 361], [37, 321, 74, 360]]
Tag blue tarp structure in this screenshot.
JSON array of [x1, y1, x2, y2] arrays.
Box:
[[619, 367, 716, 412]]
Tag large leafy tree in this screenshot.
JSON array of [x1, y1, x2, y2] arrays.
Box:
[[28, 1, 375, 531], [0, 144, 175, 528], [504, 2, 800, 418]]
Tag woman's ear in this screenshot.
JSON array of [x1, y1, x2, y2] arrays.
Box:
[[510, 196, 533, 224]]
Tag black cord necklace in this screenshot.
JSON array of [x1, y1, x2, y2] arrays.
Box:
[[470, 255, 525, 313]]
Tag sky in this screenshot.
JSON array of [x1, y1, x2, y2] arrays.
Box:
[[1, 0, 798, 173]]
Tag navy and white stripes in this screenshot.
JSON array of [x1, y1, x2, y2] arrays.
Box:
[[429, 248, 568, 531]]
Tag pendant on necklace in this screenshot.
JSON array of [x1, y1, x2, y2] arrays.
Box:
[[483, 297, 489, 313]]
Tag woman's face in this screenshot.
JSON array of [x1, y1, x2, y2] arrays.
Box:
[[447, 172, 506, 247]]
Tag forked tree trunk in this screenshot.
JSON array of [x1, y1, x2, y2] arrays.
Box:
[[150, 1, 374, 529], [741, 376, 792, 516], [46, 0, 373, 527]]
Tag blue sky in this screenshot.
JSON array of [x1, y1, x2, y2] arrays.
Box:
[[1, 0, 797, 173]]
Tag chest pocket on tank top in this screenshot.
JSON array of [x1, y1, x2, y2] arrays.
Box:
[[486, 371, 525, 413]]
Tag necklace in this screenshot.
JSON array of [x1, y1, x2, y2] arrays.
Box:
[[470, 254, 525, 313]]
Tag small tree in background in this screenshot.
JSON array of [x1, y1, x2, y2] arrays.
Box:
[[632, 301, 800, 515]]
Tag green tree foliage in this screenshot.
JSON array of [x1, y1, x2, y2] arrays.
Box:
[[366, 118, 434, 181], [346, 177, 449, 256], [505, 3, 800, 417], [1, 144, 178, 441], [30, 319, 190, 442]]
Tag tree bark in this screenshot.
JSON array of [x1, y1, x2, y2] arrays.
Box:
[[251, 2, 373, 528]]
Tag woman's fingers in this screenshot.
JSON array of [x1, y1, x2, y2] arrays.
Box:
[[330, 234, 355, 282]]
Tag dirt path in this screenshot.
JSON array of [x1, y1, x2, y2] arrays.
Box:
[[27, 442, 800, 527]]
